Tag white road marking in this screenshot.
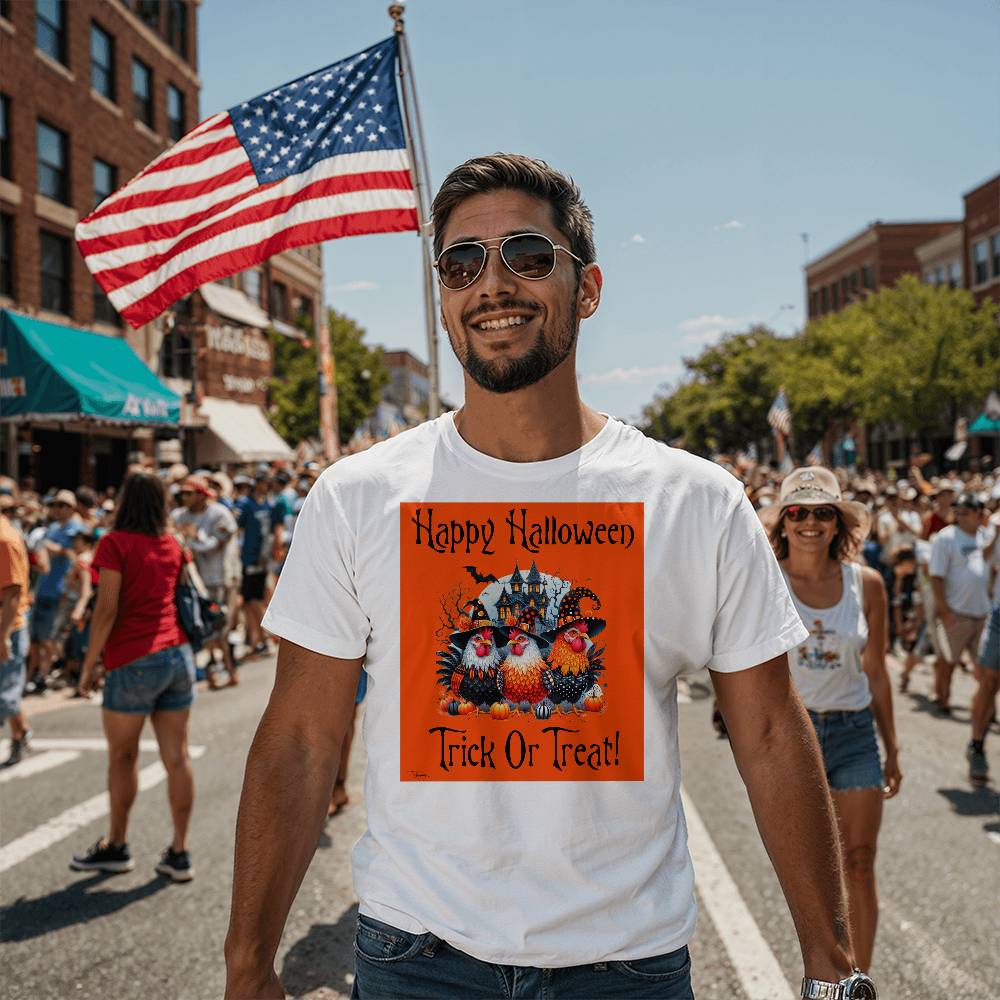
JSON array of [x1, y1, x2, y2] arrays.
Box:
[[0, 750, 81, 784], [989, 831, 1000, 847], [0, 745, 205, 874], [0, 737, 168, 755], [681, 786, 796, 1000]]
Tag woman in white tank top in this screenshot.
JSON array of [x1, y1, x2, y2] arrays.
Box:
[[764, 467, 901, 973]]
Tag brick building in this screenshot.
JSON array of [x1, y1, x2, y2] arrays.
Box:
[[0, 0, 322, 483], [963, 172, 1000, 308], [804, 220, 959, 320]]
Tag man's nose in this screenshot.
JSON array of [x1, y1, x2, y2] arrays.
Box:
[[477, 245, 517, 298]]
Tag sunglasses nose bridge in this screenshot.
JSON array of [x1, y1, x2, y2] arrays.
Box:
[[475, 242, 518, 292]]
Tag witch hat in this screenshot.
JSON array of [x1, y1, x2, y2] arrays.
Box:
[[541, 586, 606, 642], [510, 606, 552, 655], [449, 597, 509, 648]]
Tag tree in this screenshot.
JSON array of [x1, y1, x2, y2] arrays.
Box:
[[268, 307, 390, 446]]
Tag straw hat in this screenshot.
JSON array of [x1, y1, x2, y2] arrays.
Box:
[[761, 467, 871, 538]]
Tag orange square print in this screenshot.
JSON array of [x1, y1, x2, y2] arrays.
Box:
[[399, 502, 644, 781]]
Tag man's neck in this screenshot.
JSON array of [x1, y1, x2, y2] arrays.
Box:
[[453, 366, 607, 463]]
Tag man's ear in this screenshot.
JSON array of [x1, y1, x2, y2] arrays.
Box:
[[577, 263, 603, 321]]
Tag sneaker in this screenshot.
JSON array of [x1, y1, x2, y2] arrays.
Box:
[[967, 743, 989, 783], [3, 729, 32, 767], [70, 838, 135, 873], [155, 846, 194, 882]]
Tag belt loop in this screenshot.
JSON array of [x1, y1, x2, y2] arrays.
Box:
[[421, 934, 440, 957], [593, 961, 607, 971]]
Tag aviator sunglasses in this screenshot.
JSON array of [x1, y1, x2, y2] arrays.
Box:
[[784, 504, 838, 522], [434, 233, 584, 290]]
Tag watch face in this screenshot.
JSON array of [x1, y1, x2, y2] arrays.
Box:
[[847, 976, 877, 1000]]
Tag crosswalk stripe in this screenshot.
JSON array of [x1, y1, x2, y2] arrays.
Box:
[[681, 786, 796, 1000], [0, 746, 205, 874], [0, 738, 166, 755], [0, 750, 81, 784]]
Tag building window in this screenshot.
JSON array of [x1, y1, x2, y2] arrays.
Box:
[[37, 120, 69, 204], [0, 213, 12, 297], [992, 233, 1000, 278], [36, 0, 67, 65], [90, 23, 115, 100], [270, 280, 288, 320], [136, 0, 161, 31], [830, 282, 840, 310], [861, 264, 874, 290], [242, 268, 261, 305], [132, 58, 153, 127], [0, 1, 11, 21], [820, 286, 829, 313], [93, 279, 120, 326], [847, 271, 858, 298], [93, 158, 116, 209], [159, 328, 193, 380], [39, 229, 71, 314], [0, 94, 10, 181], [948, 261, 961, 288], [808, 290, 818, 317], [923, 270, 936, 286], [972, 239, 989, 285], [167, 84, 184, 141], [296, 295, 313, 327], [166, 0, 187, 59]]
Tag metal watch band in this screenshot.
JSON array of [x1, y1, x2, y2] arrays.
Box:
[[801, 978, 845, 999]]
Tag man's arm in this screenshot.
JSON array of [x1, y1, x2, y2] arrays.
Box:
[[225, 639, 362, 1000], [930, 576, 953, 627], [712, 654, 855, 982], [0, 583, 21, 662]]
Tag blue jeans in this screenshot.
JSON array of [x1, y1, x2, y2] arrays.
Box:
[[807, 706, 883, 791], [102, 643, 196, 714], [351, 915, 694, 999]]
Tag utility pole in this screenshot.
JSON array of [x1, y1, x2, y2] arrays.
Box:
[[389, 3, 441, 418]]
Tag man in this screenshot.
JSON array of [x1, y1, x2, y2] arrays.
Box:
[[226, 155, 870, 1000], [968, 496, 1000, 783], [877, 485, 922, 559], [172, 476, 239, 687], [922, 481, 955, 540], [235, 475, 283, 657], [27, 490, 81, 693], [0, 490, 32, 765], [929, 492, 991, 723]]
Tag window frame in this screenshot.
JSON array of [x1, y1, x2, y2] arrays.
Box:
[[93, 157, 117, 209], [132, 57, 153, 127], [0, 94, 11, 181], [90, 22, 116, 101], [92, 277, 120, 326], [36, 0, 67, 66], [166, 0, 187, 59], [991, 232, 1000, 279], [166, 83, 184, 141], [971, 238, 989, 286], [36, 119, 70, 204], [0, 212, 13, 298], [39, 228, 71, 315]]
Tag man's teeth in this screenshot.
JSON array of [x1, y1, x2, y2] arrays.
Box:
[[475, 315, 528, 331]]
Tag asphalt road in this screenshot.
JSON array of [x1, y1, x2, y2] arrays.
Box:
[[1, 654, 997, 1000]]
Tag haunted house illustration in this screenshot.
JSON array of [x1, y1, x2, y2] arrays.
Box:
[[494, 562, 549, 624]]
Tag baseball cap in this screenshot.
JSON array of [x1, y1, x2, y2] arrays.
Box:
[[954, 491, 982, 511]]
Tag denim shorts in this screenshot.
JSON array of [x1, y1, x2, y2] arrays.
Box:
[[102, 643, 196, 715], [351, 914, 693, 999], [807, 706, 883, 792], [30, 596, 61, 642], [0, 628, 28, 721], [979, 605, 1000, 671]]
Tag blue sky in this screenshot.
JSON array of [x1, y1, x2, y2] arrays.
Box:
[[200, 0, 1000, 422]]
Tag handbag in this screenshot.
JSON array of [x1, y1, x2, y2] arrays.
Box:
[[174, 539, 225, 652]]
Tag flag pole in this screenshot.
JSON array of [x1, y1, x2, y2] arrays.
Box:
[[389, 3, 441, 419]]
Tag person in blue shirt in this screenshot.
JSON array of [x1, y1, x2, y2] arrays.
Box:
[[236, 476, 284, 657], [29, 490, 82, 693]]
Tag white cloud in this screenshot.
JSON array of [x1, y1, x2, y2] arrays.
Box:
[[715, 219, 745, 231], [629, 233, 646, 243], [678, 314, 747, 344], [579, 363, 680, 385], [329, 279, 378, 293]]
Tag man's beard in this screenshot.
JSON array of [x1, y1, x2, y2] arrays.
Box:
[[454, 307, 578, 394]]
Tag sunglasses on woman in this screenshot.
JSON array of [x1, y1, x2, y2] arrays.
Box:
[[784, 505, 838, 522], [434, 233, 584, 291]]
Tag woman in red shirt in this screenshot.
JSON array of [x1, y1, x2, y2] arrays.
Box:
[[71, 471, 196, 883]]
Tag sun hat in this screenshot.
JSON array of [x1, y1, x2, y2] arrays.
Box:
[[761, 466, 871, 538], [50, 489, 78, 507]]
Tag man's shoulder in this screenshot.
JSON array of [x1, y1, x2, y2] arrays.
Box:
[[320, 419, 444, 490]]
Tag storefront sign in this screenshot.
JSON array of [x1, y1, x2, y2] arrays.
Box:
[[206, 326, 271, 362]]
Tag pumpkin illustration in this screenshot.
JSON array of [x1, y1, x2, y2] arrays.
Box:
[[582, 682, 605, 713], [439, 696, 454, 713], [457, 701, 477, 716], [490, 702, 512, 720]]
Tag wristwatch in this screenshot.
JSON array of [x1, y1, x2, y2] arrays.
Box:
[[801, 970, 877, 999]]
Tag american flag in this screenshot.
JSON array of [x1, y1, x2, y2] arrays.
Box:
[[767, 389, 793, 436], [76, 36, 417, 329]]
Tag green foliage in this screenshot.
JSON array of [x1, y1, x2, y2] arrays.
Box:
[[641, 278, 1000, 457], [267, 307, 390, 446]]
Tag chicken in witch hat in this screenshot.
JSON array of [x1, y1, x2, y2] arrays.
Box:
[[436, 598, 509, 712], [542, 587, 607, 711]]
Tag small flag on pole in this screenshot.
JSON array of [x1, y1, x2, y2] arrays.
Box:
[[806, 442, 823, 466], [767, 389, 793, 437], [76, 36, 417, 328]]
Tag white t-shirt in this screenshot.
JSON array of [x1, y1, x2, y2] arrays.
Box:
[[877, 507, 921, 557], [929, 524, 991, 618], [263, 412, 808, 966]]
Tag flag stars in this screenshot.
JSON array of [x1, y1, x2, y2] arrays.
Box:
[[358, 101, 367, 110], [310, 103, 320, 112], [325, 90, 335, 98], [378, 124, 387, 134], [298, 118, 308, 128], [248, 135, 261, 144], [355, 124, 364, 133], [274, 129, 285, 139], [254, 107, 264, 116], [367, 88, 376, 96], [333, 124, 342, 133], [343, 135, 353, 144], [367, 132, 377, 142], [322, 73, 333, 82], [310, 87, 320, 95], [373, 104, 383, 113], [295, 99, 307, 109], [285, 113, 297, 122], [320, 137, 331, 148], [258, 124, 269, 134], [255, 149, 266, 158], [241, 119, 251, 128]]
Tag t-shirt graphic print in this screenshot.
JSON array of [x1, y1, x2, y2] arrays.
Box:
[[399, 502, 644, 781]]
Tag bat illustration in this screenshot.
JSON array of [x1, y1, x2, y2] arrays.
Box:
[[464, 565, 498, 585]]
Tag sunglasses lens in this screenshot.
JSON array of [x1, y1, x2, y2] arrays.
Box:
[[501, 234, 556, 279], [813, 507, 837, 521], [438, 243, 486, 289]]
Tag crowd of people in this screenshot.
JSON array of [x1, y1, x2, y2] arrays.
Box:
[[0, 459, 323, 766]]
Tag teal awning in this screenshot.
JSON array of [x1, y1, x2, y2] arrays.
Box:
[[969, 412, 1000, 434], [0, 310, 180, 426]]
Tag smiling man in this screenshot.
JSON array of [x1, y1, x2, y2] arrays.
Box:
[[225, 154, 877, 1000]]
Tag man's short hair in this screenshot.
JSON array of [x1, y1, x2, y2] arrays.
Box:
[[430, 153, 596, 269]]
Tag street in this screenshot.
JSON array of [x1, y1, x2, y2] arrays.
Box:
[[2, 655, 998, 1000]]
